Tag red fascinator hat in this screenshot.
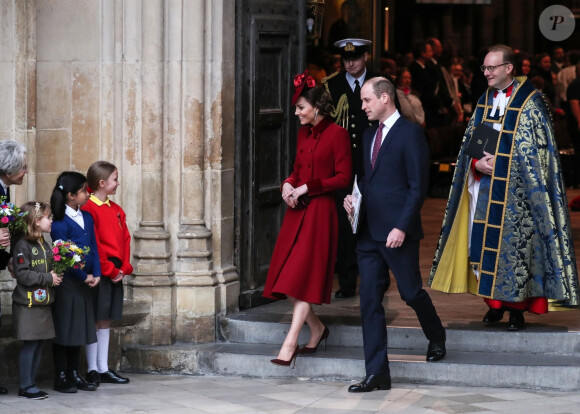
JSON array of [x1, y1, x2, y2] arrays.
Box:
[[291, 71, 316, 105]]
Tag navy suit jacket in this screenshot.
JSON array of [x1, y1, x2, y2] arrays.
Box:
[[358, 115, 429, 243]]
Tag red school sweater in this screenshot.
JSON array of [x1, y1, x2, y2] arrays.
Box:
[[82, 195, 133, 279]]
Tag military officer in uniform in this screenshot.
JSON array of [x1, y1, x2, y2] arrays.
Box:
[[323, 38, 399, 298]]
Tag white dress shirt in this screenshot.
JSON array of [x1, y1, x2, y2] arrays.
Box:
[[369, 110, 401, 159], [0, 178, 8, 200]]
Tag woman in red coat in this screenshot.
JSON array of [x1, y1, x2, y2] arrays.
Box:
[[263, 72, 352, 366]]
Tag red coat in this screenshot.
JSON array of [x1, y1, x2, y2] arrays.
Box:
[[263, 117, 352, 304]]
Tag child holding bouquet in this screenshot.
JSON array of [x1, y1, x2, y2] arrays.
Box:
[[50, 172, 101, 393], [82, 161, 132, 385], [12, 202, 61, 399]]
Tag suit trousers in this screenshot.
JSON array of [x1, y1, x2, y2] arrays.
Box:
[[356, 226, 445, 375]]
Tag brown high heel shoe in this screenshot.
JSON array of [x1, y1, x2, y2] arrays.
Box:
[[270, 345, 300, 368], [300, 326, 329, 354]]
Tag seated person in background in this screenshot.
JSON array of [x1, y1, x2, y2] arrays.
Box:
[[395, 68, 425, 127], [452, 63, 472, 117]]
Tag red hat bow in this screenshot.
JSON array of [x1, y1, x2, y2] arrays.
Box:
[[291, 71, 316, 105]]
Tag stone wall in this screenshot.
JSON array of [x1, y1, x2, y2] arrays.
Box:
[[0, 0, 238, 349]]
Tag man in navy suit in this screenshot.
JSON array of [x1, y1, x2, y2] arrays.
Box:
[[344, 77, 446, 392], [324, 38, 400, 299]]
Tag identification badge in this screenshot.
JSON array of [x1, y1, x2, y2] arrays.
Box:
[[34, 288, 47, 303]]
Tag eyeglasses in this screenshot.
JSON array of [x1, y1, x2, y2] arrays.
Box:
[[480, 63, 510, 73]]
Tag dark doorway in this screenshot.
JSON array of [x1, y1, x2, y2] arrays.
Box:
[[235, 0, 306, 309]]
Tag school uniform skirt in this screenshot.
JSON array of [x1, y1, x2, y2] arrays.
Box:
[[52, 276, 97, 346], [94, 276, 124, 321]]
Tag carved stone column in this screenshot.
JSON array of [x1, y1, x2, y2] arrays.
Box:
[[123, 0, 173, 346], [172, 0, 238, 343], [206, 0, 239, 322], [172, 0, 216, 343]]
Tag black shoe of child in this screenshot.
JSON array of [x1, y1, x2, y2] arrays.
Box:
[[67, 370, 97, 391], [99, 370, 130, 384], [53, 371, 77, 393], [86, 370, 100, 386], [0, 386, 7, 394], [18, 385, 47, 400]]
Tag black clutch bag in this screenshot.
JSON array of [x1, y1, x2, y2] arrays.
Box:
[[466, 123, 500, 159], [294, 194, 311, 209]]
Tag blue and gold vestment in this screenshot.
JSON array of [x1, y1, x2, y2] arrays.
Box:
[[429, 77, 579, 308]]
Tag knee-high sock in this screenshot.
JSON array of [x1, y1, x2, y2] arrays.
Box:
[[53, 343, 68, 372], [97, 328, 110, 373], [86, 341, 98, 372], [19, 341, 40, 391], [66, 346, 80, 372]]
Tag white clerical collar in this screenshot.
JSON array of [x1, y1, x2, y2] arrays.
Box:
[[490, 80, 515, 118]]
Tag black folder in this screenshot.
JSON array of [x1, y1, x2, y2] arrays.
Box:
[[466, 123, 500, 159]]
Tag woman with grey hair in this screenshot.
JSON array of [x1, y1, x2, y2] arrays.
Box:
[[0, 139, 28, 190], [0, 138, 27, 395], [0, 138, 27, 255]]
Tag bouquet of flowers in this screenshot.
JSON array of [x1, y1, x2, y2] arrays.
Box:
[[0, 196, 28, 249], [52, 239, 90, 275]]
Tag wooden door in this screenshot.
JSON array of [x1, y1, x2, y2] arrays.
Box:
[[235, 0, 306, 308]]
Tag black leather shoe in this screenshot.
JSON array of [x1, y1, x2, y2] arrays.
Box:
[[335, 289, 355, 299], [53, 371, 77, 393], [348, 374, 391, 392], [0, 386, 7, 394], [86, 370, 100, 386], [482, 308, 505, 324], [67, 370, 97, 391], [18, 386, 46, 400], [426, 340, 446, 362], [507, 310, 525, 331], [99, 370, 130, 384]]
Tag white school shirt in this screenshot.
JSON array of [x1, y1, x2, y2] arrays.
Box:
[[65, 204, 85, 229]]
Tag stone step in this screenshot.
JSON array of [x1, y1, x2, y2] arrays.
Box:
[[122, 342, 580, 391], [220, 313, 580, 355]]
